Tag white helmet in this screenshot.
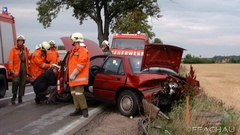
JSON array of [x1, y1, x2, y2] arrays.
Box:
[[40, 41, 50, 51], [17, 35, 26, 41], [70, 32, 84, 43], [49, 40, 55, 45], [102, 40, 109, 46], [51, 64, 60, 69]]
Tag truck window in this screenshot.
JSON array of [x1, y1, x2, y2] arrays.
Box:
[[0, 21, 14, 63], [111, 39, 145, 50]]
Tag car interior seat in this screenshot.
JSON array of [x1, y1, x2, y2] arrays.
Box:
[[105, 64, 118, 74]]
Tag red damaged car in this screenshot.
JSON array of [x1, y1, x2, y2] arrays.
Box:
[[57, 38, 200, 116]]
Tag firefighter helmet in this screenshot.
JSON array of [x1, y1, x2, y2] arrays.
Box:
[[40, 41, 50, 51], [51, 64, 60, 70], [102, 40, 109, 46], [49, 40, 55, 45], [17, 35, 26, 41], [70, 32, 84, 43]]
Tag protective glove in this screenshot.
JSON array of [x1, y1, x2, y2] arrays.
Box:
[[9, 70, 14, 76], [69, 68, 80, 81]]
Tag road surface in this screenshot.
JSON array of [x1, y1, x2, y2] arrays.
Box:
[[0, 85, 105, 135]]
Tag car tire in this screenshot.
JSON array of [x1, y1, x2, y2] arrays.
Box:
[[117, 90, 140, 117], [0, 74, 7, 98], [56, 93, 72, 102]]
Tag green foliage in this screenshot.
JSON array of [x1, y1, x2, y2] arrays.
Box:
[[36, 0, 161, 44], [183, 54, 215, 64], [229, 58, 238, 63], [57, 45, 65, 50], [152, 38, 163, 44], [212, 55, 240, 63], [184, 54, 240, 64], [111, 8, 156, 39]]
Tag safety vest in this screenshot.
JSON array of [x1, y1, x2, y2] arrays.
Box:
[[68, 46, 90, 87], [8, 44, 29, 76]]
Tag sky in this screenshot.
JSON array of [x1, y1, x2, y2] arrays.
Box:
[[1, 0, 240, 58]]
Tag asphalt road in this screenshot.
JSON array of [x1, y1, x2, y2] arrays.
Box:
[[0, 85, 106, 135]]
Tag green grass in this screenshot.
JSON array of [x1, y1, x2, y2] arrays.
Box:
[[8, 82, 12, 86]]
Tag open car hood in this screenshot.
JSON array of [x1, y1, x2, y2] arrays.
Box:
[[60, 37, 103, 57], [141, 44, 185, 73]]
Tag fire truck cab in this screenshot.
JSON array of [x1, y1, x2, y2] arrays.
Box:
[[110, 31, 150, 56], [0, 7, 17, 98]]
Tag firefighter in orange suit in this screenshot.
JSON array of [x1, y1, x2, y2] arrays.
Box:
[[68, 32, 90, 118], [8, 35, 29, 103], [47, 40, 60, 64], [29, 41, 51, 80]]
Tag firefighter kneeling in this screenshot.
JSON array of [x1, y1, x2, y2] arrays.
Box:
[[33, 64, 60, 105]]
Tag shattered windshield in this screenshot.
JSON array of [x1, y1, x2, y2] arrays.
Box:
[[111, 39, 145, 50], [129, 57, 177, 75]]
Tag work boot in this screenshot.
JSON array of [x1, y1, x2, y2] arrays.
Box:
[[39, 95, 48, 101], [46, 100, 57, 105], [18, 96, 22, 103], [82, 108, 89, 118], [69, 109, 82, 116], [11, 94, 16, 102], [34, 98, 41, 104]]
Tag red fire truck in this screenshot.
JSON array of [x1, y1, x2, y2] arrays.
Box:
[[110, 31, 150, 56], [0, 7, 17, 98]]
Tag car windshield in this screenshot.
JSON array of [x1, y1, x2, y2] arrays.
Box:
[[111, 39, 145, 49], [129, 57, 177, 75]]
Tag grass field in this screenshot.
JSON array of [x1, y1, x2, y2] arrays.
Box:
[[183, 64, 240, 112]]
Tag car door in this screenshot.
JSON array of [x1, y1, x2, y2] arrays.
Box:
[[93, 57, 126, 101]]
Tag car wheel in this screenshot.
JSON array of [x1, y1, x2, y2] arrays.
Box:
[[117, 90, 140, 117], [0, 74, 7, 98], [56, 93, 72, 102]]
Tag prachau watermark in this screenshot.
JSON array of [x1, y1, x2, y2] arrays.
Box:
[[186, 126, 236, 133]]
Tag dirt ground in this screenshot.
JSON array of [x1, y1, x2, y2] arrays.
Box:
[[74, 64, 240, 135], [74, 105, 143, 135]]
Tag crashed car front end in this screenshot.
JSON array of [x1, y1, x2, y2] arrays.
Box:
[[128, 67, 200, 109]]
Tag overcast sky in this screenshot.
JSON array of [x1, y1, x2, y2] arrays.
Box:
[[1, 0, 240, 57]]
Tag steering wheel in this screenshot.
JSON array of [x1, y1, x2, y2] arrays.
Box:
[[90, 65, 101, 77]]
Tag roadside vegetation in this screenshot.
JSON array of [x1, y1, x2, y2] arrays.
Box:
[[183, 54, 240, 64], [148, 90, 240, 135], [146, 65, 240, 135]]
